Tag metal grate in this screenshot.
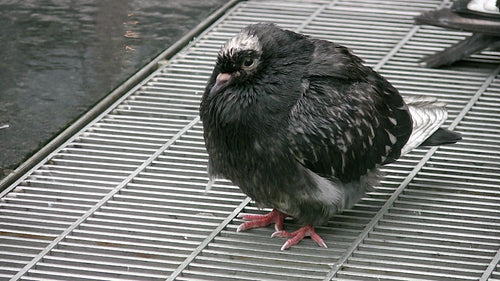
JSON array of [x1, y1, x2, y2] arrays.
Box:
[[1, 0, 499, 280]]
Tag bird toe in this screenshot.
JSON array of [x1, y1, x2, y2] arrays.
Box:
[[272, 225, 327, 250], [236, 208, 285, 232]]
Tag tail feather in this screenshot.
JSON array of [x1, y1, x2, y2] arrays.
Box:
[[420, 127, 462, 147], [400, 96, 460, 156]]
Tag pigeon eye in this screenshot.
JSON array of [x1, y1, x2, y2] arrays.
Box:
[[243, 58, 255, 68]]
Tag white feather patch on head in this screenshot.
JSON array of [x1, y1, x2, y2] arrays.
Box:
[[221, 31, 262, 56]]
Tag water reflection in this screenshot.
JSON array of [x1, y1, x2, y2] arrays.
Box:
[[0, 0, 225, 178]]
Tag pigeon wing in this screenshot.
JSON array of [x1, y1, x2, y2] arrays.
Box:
[[287, 40, 413, 182]]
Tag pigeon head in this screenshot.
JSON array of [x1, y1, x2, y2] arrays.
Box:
[[208, 23, 311, 97], [220, 29, 263, 71], [210, 26, 264, 96]]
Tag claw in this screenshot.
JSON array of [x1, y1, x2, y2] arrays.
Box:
[[271, 225, 327, 250], [236, 209, 285, 232]]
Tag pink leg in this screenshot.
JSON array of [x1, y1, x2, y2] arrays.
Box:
[[272, 225, 327, 250], [237, 208, 285, 232]]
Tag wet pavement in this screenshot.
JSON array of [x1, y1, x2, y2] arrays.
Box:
[[0, 0, 226, 181]]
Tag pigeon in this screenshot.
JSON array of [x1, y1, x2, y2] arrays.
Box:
[[199, 23, 461, 250]]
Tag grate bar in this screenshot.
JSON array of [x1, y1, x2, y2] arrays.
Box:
[[295, 1, 334, 31], [8, 117, 201, 281], [373, 25, 421, 71], [323, 64, 500, 281], [481, 249, 500, 281], [166, 197, 252, 281]]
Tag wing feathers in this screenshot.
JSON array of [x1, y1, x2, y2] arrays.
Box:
[[287, 39, 457, 183], [288, 75, 413, 182]]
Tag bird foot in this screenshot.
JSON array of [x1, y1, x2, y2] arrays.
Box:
[[271, 225, 327, 250], [236, 208, 285, 232]]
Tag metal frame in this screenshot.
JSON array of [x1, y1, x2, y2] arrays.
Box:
[[1, 1, 500, 280]]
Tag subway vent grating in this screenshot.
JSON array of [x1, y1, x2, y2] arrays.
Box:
[[1, 0, 499, 281]]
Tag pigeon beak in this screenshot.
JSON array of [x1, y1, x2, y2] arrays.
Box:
[[216, 73, 231, 85], [210, 72, 232, 95]]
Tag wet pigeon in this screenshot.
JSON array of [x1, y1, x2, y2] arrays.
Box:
[[199, 23, 461, 250]]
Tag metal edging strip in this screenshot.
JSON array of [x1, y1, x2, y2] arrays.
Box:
[[323, 64, 500, 281], [0, 65, 159, 199], [0, 0, 243, 195], [8, 116, 201, 281]]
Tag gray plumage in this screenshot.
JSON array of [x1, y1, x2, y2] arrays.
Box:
[[200, 23, 461, 232]]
